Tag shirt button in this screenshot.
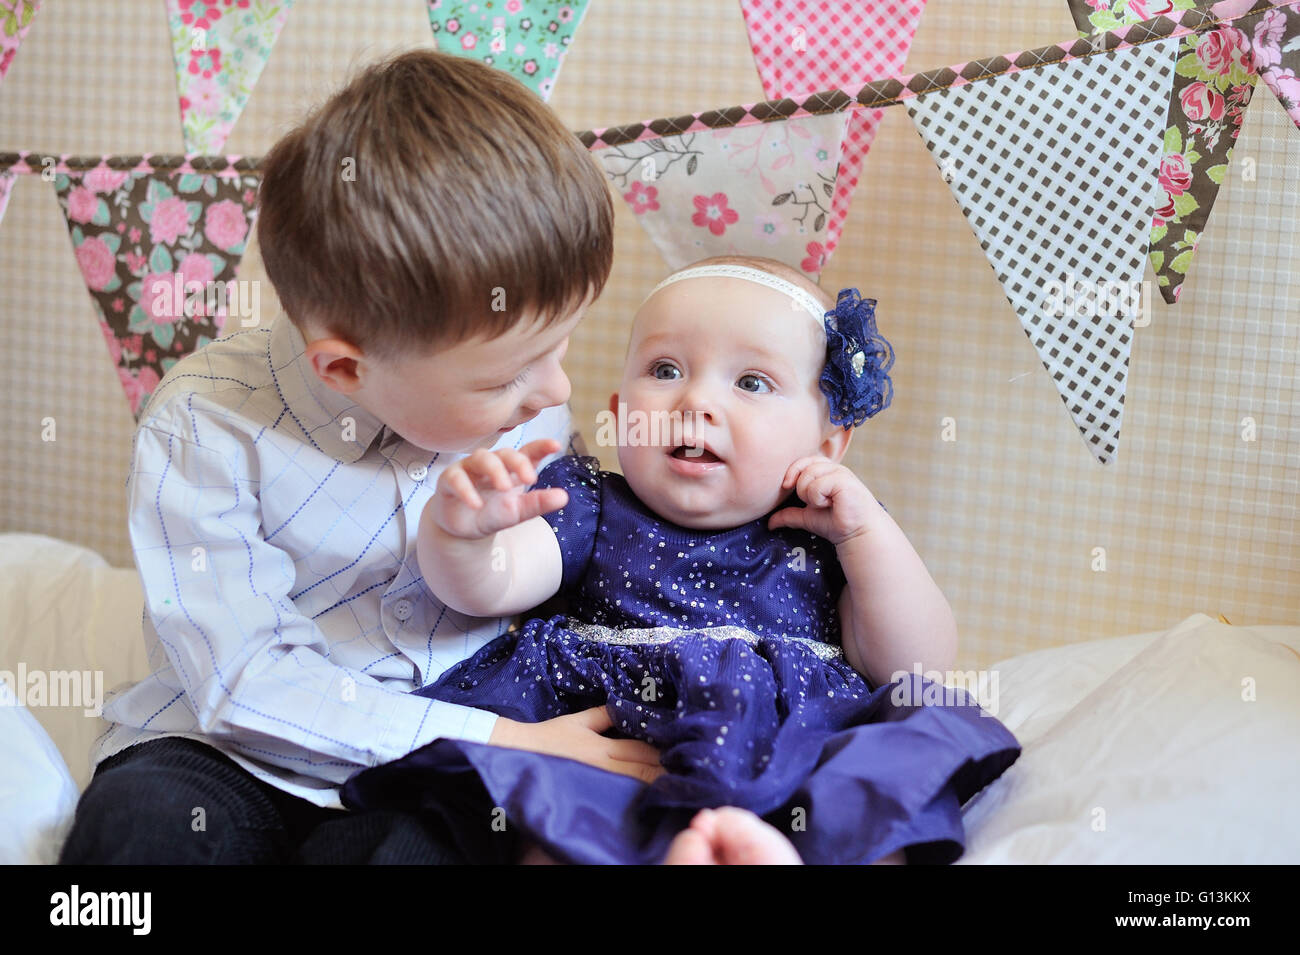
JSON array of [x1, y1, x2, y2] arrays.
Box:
[[393, 599, 414, 622], [407, 462, 428, 481]]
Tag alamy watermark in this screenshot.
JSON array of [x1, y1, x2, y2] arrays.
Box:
[[594, 402, 706, 453], [148, 274, 262, 326], [1040, 272, 1152, 326], [888, 663, 1001, 716], [0, 664, 103, 717]]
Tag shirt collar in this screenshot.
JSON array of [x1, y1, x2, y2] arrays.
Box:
[[269, 313, 387, 464]]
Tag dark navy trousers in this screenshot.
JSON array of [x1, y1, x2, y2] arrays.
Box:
[[58, 737, 467, 865]]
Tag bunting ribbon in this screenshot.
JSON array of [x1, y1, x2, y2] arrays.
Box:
[[0, 0, 1295, 454]]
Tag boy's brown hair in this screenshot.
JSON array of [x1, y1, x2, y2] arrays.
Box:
[[256, 48, 614, 363]]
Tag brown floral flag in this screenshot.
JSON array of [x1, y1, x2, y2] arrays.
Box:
[[1067, 1, 1260, 305], [1064, 1, 1208, 36], [53, 165, 261, 418]]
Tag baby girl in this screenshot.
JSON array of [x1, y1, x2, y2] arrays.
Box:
[[340, 255, 1021, 864]]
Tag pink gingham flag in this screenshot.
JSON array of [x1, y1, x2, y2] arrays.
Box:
[[739, 0, 930, 261]]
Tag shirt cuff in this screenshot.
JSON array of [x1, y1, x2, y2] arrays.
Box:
[[373, 693, 501, 766]]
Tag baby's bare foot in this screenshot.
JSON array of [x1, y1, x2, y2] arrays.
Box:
[[662, 807, 803, 865], [517, 839, 562, 864]]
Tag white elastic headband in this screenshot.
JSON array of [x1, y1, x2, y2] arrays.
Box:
[[642, 263, 829, 325]]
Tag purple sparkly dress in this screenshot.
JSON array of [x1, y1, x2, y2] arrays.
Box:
[[341, 455, 1020, 864]]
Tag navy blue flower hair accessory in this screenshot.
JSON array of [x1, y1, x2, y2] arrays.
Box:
[[819, 288, 894, 429]]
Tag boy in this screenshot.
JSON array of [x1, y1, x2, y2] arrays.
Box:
[[58, 48, 657, 864]]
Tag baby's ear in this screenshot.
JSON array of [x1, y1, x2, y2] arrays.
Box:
[[819, 423, 853, 464], [608, 392, 620, 418]]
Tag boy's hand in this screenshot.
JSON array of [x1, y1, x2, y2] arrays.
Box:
[[431, 438, 569, 540], [767, 455, 885, 546], [488, 705, 665, 785]]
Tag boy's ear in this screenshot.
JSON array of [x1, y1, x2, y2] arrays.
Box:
[[306, 339, 364, 393], [819, 423, 853, 464]]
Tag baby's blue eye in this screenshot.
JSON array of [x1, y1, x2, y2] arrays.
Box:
[[651, 362, 680, 380], [737, 373, 770, 393]]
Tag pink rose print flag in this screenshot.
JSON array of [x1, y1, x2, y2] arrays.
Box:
[[739, 0, 929, 262], [1243, 4, 1300, 131], [164, 0, 296, 154], [53, 165, 261, 419], [426, 1, 592, 101], [906, 36, 1180, 465], [598, 113, 849, 279], [0, 0, 41, 85]]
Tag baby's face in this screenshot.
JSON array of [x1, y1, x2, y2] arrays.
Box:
[[614, 276, 836, 530]]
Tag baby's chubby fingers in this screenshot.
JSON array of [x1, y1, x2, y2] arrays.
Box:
[[439, 463, 484, 510], [518, 437, 562, 468], [461, 448, 517, 493], [512, 486, 569, 522], [794, 461, 842, 507], [781, 454, 836, 491]]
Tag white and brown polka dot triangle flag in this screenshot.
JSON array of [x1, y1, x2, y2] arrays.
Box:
[[905, 36, 1180, 465]]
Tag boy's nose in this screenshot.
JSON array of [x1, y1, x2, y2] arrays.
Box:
[[530, 362, 571, 410]]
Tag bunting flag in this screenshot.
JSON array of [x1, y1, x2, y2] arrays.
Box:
[[164, 0, 296, 154], [1068, 3, 1260, 305], [1245, 4, 1300, 129], [739, 0, 929, 262], [1065, 0, 1205, 36], [905, 35, 1180, 464], [598, 112, 850, 278], [53, 165, 261, 418], [0, 170, 14, 227], [0, 0, 40, 84], [426, 0, 592, 101], [1151, 16, 1261, 303]]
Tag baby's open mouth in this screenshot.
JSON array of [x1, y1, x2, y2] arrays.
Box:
[[670, 445, 721, 463]]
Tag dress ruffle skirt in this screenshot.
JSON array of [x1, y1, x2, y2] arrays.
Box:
[[340, 614, 1021, 865]]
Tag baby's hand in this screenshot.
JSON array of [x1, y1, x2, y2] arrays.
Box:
[[767, 455, 884, 546], [429, 438, 569, 540]]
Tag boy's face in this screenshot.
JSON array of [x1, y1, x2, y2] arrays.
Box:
[[612, 278, 848, 530], [306, 290, 593, 454]]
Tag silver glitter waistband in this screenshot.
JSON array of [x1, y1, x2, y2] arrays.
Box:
[[561, 618, 844, 662]]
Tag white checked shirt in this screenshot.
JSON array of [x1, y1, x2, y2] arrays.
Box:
[[94, 313, 580, 809]]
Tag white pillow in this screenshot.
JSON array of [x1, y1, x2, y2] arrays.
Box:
[[0, 703, 80, 864], [958, 613, 1300, 863], [0, 533, 149, 791]]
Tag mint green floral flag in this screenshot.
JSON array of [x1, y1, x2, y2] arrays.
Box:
[[164, 0, 297, 154], [426, 0, 592, 100]]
